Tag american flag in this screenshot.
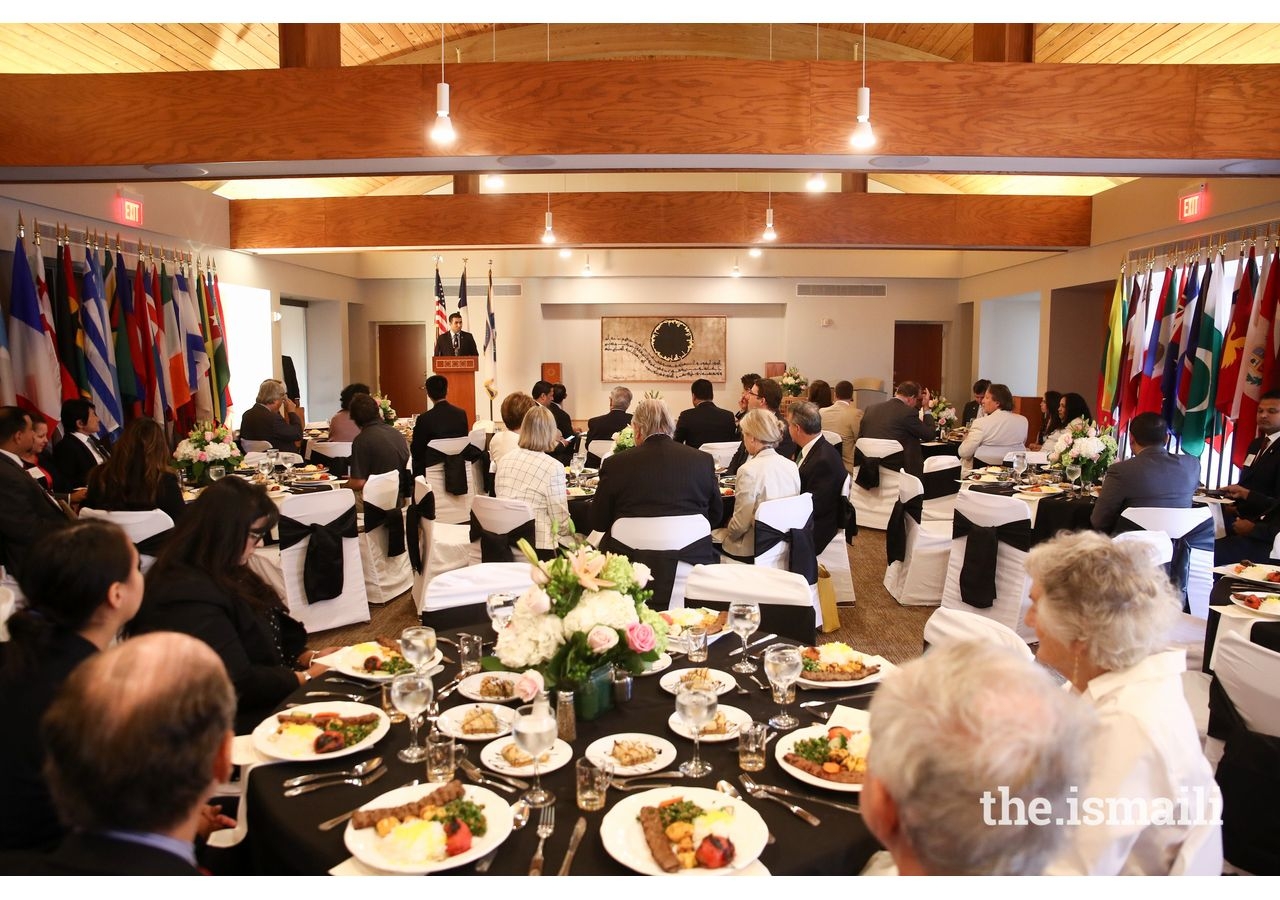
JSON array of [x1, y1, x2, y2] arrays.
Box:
[[433, 264, 447, 335]]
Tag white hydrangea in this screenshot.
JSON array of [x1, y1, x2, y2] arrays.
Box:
[[204, 440, 235, 460], [174, 438, 199, 462], [561, 589, 639, 637], [494, 610, 566, 669], [1072, 436, 1105, 460]]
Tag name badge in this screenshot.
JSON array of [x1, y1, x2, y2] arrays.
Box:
[[1244, 454, 1257, 467]]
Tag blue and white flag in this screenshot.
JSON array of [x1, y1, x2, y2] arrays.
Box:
[[80, 246, 123, 438]]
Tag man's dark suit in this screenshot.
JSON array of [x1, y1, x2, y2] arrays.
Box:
[[0, 832, 200, 875], [585, 409, 632, 446], [1090, 446, 1201, 533], [797, 435, 848, 552], [411, 400, 470, 475], [238, 402, 303, 451], [674, 401, 737, 448], [0, 453, 71, 580], [51, 433, 102, 492], [591, 434, 723, 535], [859, 397, 935, 475], [726, 412, 797, 476], [1236, 434, 1280, 518], [962, 399, 981, 426], [549, 401, 576, 464], [434, 329, 479, 357]]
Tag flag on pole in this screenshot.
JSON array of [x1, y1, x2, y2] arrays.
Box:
[[1180, 251, 1229, 457], [1235, 244, 1279, 466], [482, 266, 498, 401], [209, 266, 233, 421], [1137, 264, 1175, 416], [1160, 260, 1193, 429], [132, 256, 158, 420], [433, 264, 448, 336], [54, 233, 89, 400], [148, 261, 173, 422], [457, 264, 469, 333], [30, 235, 75, 403], [105, 245, 141, 421], [1175, 258, 1206, 431], [161, 260, 193, 413], [176, 267, 213, 422], [1217, 245, 1258, 418], [1118, 268, 1151, 433], [1096, 272, 1128, 426], [79, 245, 123, 439], [0, 292, 14, 406], [8, 233, 61, 428]]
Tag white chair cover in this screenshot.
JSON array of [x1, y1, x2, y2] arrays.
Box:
[[408, 477, 472, 615], [358, 471, 412, 605], [850, 437, 904, 530], [423, 562, 535, 628], [468, 427, 490, 450], [700, 441, 739, 469], [240, 438, 272, 453], [244, 450, 305, 467], [1112, 530, 1175, 566], [1120, 507, 1213, 618], [939, 490, 1035, 643], [749, 493, 814, 572], [816, 475, 856, 607], [821, 429, 842, 448], [424, 436, 482, 525], [78, 507, 174, 573], [684, 564, 817, 641], [1004, 450, 1049, 466], [0, 585, 15, 642], [613, 514, 712, 610], [469, 495, 536, 565], [922, 606, 1035, 659], [883, 472, 951, 607], [1216, 632, 1280, 738], [587, 439, 614, 463], [306, 440, 352, 463], [921, 455, 962, 523]]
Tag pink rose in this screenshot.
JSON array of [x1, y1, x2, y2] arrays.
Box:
[[204, 431, 214, 442], [520, 587, 550, 616], [626, 622, 656, 653], [587, 625, 619, 653], [197, 451, 209, 462], [515, 670, 545, 702]]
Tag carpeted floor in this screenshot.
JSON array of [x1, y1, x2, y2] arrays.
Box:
[[310, 529, 932, 665]]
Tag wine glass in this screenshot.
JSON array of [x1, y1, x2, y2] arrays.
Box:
[[763, 644, 803, 730], [391, 672, 433, 763], [399, 626, 437, 672], [207, 465, 225, 482], [676, 682, 717, 777], [1065, 463, 1082, 494], [513, 702, 558, 807], [486, 592, 517, 635], [569, 449, 587, 488], [728, 602, 762, 673], [257, 457, 274, 482], [1011, 452, 1027, 485]]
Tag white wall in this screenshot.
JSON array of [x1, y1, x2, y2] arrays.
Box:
[[978, 294, 1041, 396], [219, 283, 272, 430], [278, 304, 309, 411]]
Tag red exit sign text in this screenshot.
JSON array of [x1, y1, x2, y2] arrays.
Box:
[[1178, 186, 1208, 223], [115, 191, 144, 227]]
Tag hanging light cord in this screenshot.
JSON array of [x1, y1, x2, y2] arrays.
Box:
[[440, 23, 446, 81]]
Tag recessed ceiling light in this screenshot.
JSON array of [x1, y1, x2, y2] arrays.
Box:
[[559, 248, 572, 259], [484, 173, 504, 189]]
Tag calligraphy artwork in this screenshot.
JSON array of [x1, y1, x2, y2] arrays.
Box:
[[600, 316, 726, 382]]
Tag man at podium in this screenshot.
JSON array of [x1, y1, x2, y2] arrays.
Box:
[[434, 313, 479, 357]]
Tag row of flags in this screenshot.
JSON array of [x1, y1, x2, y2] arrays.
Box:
[[0, 219, 233, 440], [1097, 237, 1279, 465], [433, 260, 499, 401]]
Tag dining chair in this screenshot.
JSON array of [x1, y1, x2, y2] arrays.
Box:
[[78, 507, 175, 574], [815, 474, 857, 608], [938, 490, 1036, 644], [586, 439, 615, 468], [921, 606, 1034, 659], [240, 438, 273, 453], [421, 561, 535, 630], [408, 477, 471, 615], [423, 436, 484, 525], [469, 495, 536, 565], [306, 440, 353, 477], [1118, 506, 1214, 618], [883, 472, 950, 607], [699, 441, 739, 470], [610, 514, 713, 610], [684, 564, 817, 643], [920, 454, 962, 523], [357, 470, 412, 605], [850, 437, 904, 530]]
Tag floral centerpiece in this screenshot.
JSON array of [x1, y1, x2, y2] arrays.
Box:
[[371, 393, 397, 425], [173, 421, 242, 484], [926, 394, 957, 436], [1047, 417, 1118, 485], [613, 424, 636, 454], [779, 366, 808, 397]]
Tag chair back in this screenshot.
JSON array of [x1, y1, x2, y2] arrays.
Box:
[[611, 515, 713, 610], [468, 428, 490, 450], [684, 564, 817, 642], [699, 441, 739, 469], [821, 430, 842, 449], [1217, 632, 1280, 738], [240, 438, 272, 453], [1120, 506, 1213, 617], [920, 454, 962, 522], [749, 494, 817, 597], [1112, 530, 1175, 566], [308, 440, 352, 476], [939, 490, 1035, 642], [587, 439, 614, 464], [409, 476, 436, 611], [850, 437, 905, 530], [422, 562, 535, 630], [424, 437, 482, 525], [922, 606, 1035, 658], [359, 471, 411, 604], [470, 495, 536, 565], [78, 507, 174, 572], [276, 488, 371, 632]]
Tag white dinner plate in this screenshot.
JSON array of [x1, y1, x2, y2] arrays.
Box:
[[343, 783, 513, 874], [796, 654, 896, 690], [456, 672, 522, 703], [638, 652, 673, 677], [436, 703, 515, 741], [479, 737, 574, 776], [599, 786, 768, 876], [659, 667, 738, 696], [321, 644, 442, 683], [1016, 484, 1065, 497], [1215, 563, 1280, 586], [251, 701, 389, 762], [666, 704, 752, 743], [584, 733, 678, 775], [1229, 592, 1280, 619], [774, 715, 870, 794]]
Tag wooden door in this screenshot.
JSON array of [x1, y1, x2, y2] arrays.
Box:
[[893, 323, 945, 394], [377, 324, 428, 419]]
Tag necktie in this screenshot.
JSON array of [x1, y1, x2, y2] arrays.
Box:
[[90, 436, 110, 461], [452, 334, 459, 354]]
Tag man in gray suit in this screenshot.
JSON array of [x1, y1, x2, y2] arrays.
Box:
[[859, 381, 935, 475], [1090, 412, 1201, 534]]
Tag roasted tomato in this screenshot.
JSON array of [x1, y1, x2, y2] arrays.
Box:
[[362, 655, 383, 672], [694, 835, 735, 869], [312, 711, 340, 723], [444, 818, 473, 856], [827, 726, 854, 742], [314, 730, 346, 754]]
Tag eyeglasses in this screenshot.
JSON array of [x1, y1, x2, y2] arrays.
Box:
[[248, 528, 269, 543]]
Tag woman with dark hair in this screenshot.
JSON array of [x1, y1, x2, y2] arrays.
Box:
[[1029, 389, 1065, 451], [131, 478, 337, 732], [1059, 392, 1093, 427], [807, 380, 834, 410], [83, 417, 185, 522], [328, 382, 371, 442], [0, 520, 143, 851]]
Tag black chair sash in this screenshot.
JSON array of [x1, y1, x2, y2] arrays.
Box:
[[603, 533, 717, 610], [753, 513, 819, 585], [469, 511, 536, 562], [921, 466, 961, 501], [279, 506, 358, 605], [844, 496, 858, 542], [418, 443, 483, 495], [1208, 675, 1280, 874], [688, 594, 816, 645], [853, 448, 905, 490], [405, 491, 437, 574], [951, 510, 1032, 609], [363, 501, 406, 558], [132, 527, 174, 558], [1114, 516, 1214, 613], [885, 494, 924, 566], [307, 450, 349, 478]]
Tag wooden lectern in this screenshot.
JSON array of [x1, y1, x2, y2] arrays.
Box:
[[431, 356, 478, 425]]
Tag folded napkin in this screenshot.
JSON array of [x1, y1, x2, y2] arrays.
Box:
[[206, 735, 284, 849], [826, 704, 871, 729]]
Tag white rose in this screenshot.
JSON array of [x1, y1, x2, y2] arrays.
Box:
[[632, 562, 652, 589], [562, 589, 639, 637]]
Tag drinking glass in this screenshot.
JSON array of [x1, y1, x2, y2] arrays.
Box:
[[569, 450, 587, 488], [738, 721, 768, 772], [380, 682, 406, 723], [399, 626, 437, 672], [266, 448, 280, 471], [486, 592, 517, 634], [575, 757, 612, 811], [457, 633, 483, 675], [208, 465, 225, 482], [391, 672, 433, 763], [257, 458, 274, 481], [513, 703, 558, 807], [763, 644, 803, 730], [685, 625, 709, 663], [676, 682, 717, 777], [1011, 452, 1028, 485], [426, 731, 458, 782], [728, 602, 762, 673], [1065, 463, 1082, 494]]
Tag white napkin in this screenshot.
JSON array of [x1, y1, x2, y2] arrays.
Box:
[[206, 735, 283, 849], [825, 704, 871, 730]]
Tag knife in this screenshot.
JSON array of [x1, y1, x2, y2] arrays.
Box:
[[317, 778, 421, 831], [729, 633, 778, 656], [755, 781, 861, 814], [557, 816, 587, 875]]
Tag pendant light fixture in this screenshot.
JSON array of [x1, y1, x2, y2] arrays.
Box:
[[762, 191, 777, 242], [850, 23, 875, 150], [582, 254, 592, 277], [430, 24, 456, 145], [541, 193, 556, 244]]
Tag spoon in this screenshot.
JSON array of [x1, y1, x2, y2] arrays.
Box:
[[475, 799, 530, 872], [716, 780, 775, 845], [282, 756, 383, 789]]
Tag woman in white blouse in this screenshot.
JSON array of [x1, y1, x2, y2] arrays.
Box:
[[714, 409, 801, 559], [495, 405, 571, 552], [958, 382, 1028, 467], [1025, 531, 1223, 875]]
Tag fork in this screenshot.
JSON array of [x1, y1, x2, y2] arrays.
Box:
[[283, 766, 386, 797], [528, 805, 555, 875], [610, 780, 674, 792], [303, 690, 367, 702]]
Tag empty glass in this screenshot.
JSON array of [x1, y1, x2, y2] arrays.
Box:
[[676, 681, 718, 777], [729, 602, 761, 673], [513, 702, 557, 807], [575, 757, 612, 811], [457, 633, 483, 675], [426, 731, 459, 782], [738, 721, 768, 772], [763, 644, 803, 730], [569, 450, 587, 488], [399, 626, 437, 672], [391, 672, 433, 763], [685, 625, 709, 663], [257, 458, 274, 481]]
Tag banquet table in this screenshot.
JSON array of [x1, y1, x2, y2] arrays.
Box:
[[1204, 577, 1280, 673], [961, 480, 1097, 544], [239, 627, 882, 875]]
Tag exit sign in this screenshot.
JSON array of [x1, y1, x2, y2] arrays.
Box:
[[115, 190, 144, 227], [1178, 185, 1208, 223]]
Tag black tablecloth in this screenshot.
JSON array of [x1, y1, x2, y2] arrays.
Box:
[[964, 483, 1097, 545], [1205, 577, 1280, 673], [241, 629, 881, 875], [921, 441, 961, 459]]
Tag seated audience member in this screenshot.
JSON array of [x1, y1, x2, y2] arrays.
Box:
[[51, 398, 108, 492], [958, 382, 1028, 467], [1028, 389, 1064, 451], [1026, 531, 1223, 875], [1218, 389, 1280, 557], [859, 381, 936, 476], [807, 379, 834, 410], [130, 478, 337, 733], [0, 521, 143, 853], [238, 378, 303, 452], [22, 633, 236, 875], [490, 392, 537, 469], [20, 417, 55, 490], [345, 392, 409, 493], [495, 406, 572, 554], [821, 380, 864, 475], [727, 378, 797, 475], [84, 417, 185, 523], [532, 380, 575, 464], [675, 378, 737, 448], [961, 379, 991, 426], [0, 406, 73, 582], [1059, 391, 1093, 426], [735, 372, 761, 423], [1090, 412, 1200, 533], [411, 374, 469, 476], [863, 641, 1092, 875], [328, 382, 371, 443], [789, 401, 849, 553], [714, 409, 800, 559], [585, 385, 634, 454]]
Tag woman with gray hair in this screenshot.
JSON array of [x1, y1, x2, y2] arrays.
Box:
[[714, 408, 800, 559], [1025, 530, 1223, 875], [495, 405, 571, 554]]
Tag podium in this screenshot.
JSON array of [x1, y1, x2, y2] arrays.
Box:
[[431, 355, 477, 426]]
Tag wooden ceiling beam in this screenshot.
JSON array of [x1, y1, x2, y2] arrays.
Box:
[[972, 24, 1035, 62], [278, 24, 341, 69], [228, 191, 1092, 251]]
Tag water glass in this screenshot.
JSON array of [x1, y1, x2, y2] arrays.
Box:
[[257, 458, 274, 481], [266, 448, 280, 470], [208, 465, 226, 482], [738, 721, 768, 772], [729, 602, 761, 673], [514, 703, 557, 807], [486, 592, 517, 634], [457, 632, 483, 675], [685, 626, 709, 663], [575, 757, 612, 811], [611, 665, 634, 703], [391, 672, 433, 763], [380, 682, 406, 723], [399, 626, 437, 671], [676, 682, 717, 778], [1011, 452, 1028, 484], [569, 451, 587, 488], [763, 644, 803, 730], [1065, 463, 1082, 494], [426, 731, 459, 783]]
